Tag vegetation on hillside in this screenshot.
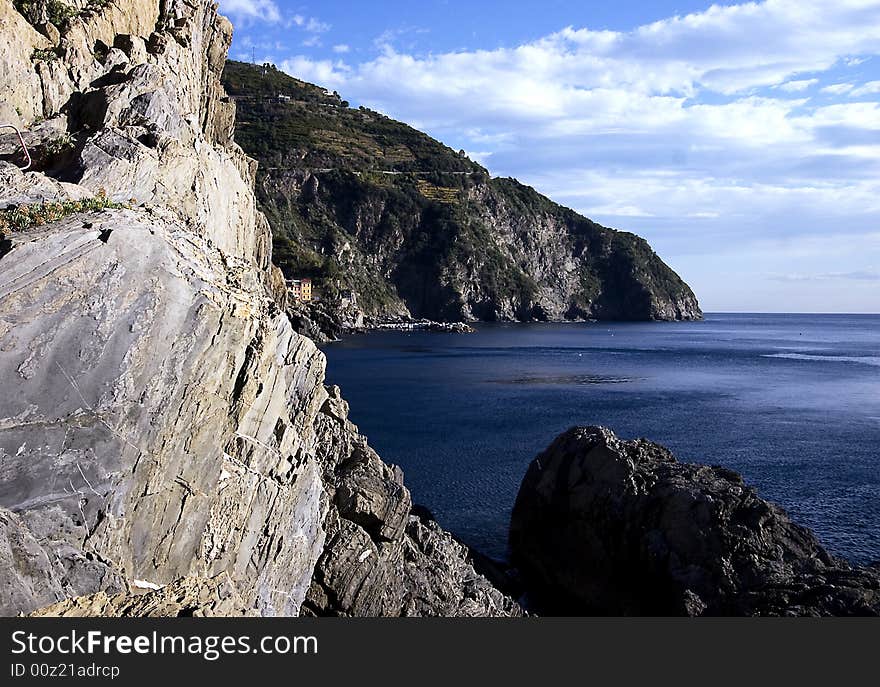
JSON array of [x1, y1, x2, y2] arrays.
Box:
[[224, 61, 480, 175], [0, 189, 126, 232], [221, 60, 700, 322]]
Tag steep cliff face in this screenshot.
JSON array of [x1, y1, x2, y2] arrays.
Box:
[[0, 0, 324, 617], [0, 0, 518, 617], [222, 61, 702, 325]]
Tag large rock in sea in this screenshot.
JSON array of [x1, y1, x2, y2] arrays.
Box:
[[509, 426, 880, 616]]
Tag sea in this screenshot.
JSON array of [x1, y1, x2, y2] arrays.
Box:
[[322, 313, 880, 566]]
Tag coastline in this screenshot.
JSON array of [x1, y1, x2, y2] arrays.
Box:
[[1, 0, 876, 621], [321, 313, 880, 569], [287, 295, 705, 345]]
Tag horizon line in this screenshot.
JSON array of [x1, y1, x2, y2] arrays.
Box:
[[702, 310, 880, 316]]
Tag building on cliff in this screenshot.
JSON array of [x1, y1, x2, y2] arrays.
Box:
[[288, 278, 312, 302]]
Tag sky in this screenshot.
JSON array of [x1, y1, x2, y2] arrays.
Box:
[[218, 0, 880, 313]]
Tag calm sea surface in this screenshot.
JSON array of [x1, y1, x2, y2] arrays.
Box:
[[322, 313, 880, 565]]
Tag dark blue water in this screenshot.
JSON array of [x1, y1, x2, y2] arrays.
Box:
[[322, 313, 880, 565]]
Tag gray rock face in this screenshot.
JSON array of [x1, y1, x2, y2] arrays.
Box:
[[286, 298, 365, 344], [0, 506, 119, 615], [0, 0, 314, 618], [0, 182, 329, 616], [303, 388, 522, 617], [0, 0, 518, 618], [443, 180, 703, 323], [0, 0, 336, 617], [1, 0, 160, 128], [510, 427, 880, 616], [270, 168, 703, 324]]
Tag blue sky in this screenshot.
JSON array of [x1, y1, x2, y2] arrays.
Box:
[[219, 0, 880, 313]]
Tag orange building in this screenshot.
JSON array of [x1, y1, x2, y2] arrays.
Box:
[[288, 278, 313, 302]]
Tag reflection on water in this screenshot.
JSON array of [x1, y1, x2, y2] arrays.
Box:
[[493, 374, 639, 385], [762, 353, 880, 366]]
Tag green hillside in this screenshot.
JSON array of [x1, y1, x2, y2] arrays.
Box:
[[222, 60, 701, 323]]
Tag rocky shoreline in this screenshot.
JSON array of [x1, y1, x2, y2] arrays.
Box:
[[371, 319, 476, 334], [0, 0, 875, 619], [286, 298, 475, 343]]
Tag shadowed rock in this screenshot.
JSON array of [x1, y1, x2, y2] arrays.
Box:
[[510, 426, 880, 616], [301, 388, 523, 617]]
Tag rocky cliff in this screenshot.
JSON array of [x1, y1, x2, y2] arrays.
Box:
[[7, 0, 868, 621], [0, 0, 519, 617], [510, 427, 880, 616], [222, 61, 702, 327]]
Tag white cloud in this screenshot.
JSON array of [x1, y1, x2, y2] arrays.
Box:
[[821, 83, 855, 95], [769, 270, 880, 281], [587, 204, 656, 218], [219, 0, 281, 24], [268, 0, 880, 311], [851, 80, 880, 96], [796, 102, 880, 129], [464, 151, 493, 165], [287, 13, 330, 33], [283, 1, 880, 116], [778, 79, 819, 92], [373, 27, 431, 52], [333, 44, 351, 54], [532, 171, 880, 228], [279, 58, 351, 89], [305, 18, 331, 33]]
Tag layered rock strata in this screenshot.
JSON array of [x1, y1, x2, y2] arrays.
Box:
[[0, 0, 519, 617], [303, 389, 522, 617]]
